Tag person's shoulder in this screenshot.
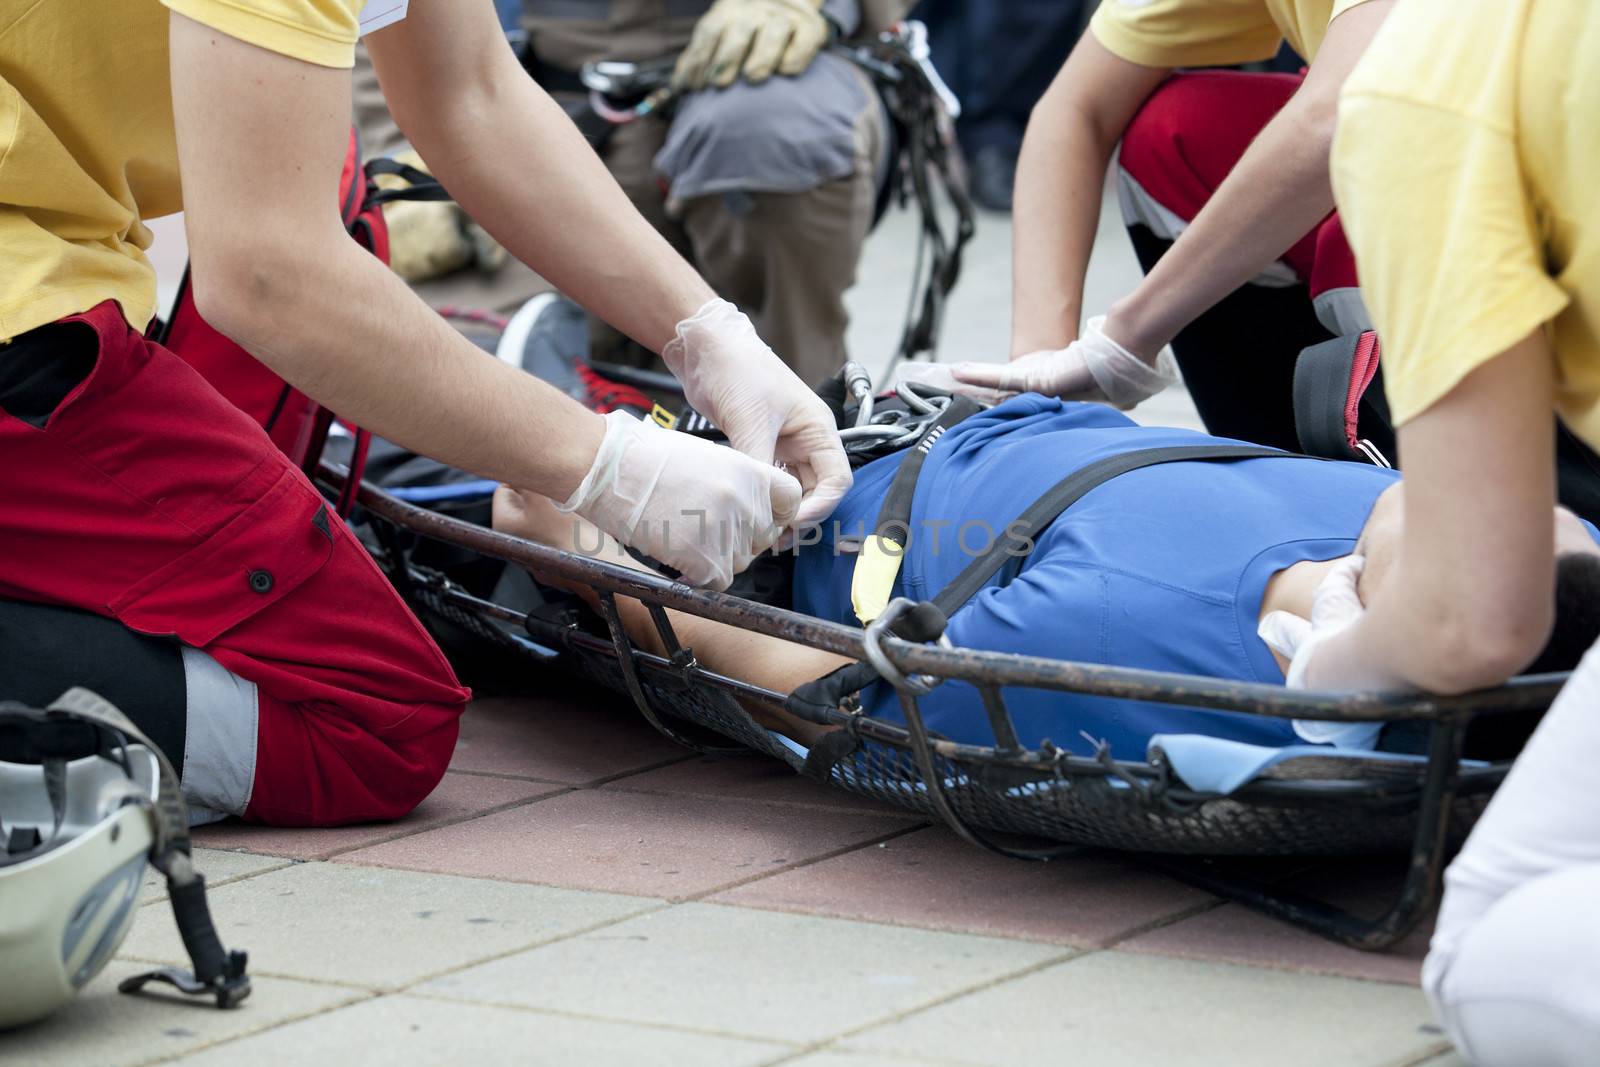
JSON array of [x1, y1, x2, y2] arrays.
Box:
[[1342, 0, 1533, 125], [1090, 0, 1283, 69], [160, 0, 365, 69]]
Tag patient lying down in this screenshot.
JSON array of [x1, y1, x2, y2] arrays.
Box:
[[492, 397, 1600, 761]]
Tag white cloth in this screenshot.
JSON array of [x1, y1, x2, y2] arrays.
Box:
[[1423, 640, 1600, 1065]]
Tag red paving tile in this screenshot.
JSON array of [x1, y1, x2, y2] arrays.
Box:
[[450, 694, 693, 783], [336, 787, 921, 897], [1121, 858, 1431, 984], [194, 772, 560, 861], [603, 754, 919, 816], [709, 827, 1214, 947]]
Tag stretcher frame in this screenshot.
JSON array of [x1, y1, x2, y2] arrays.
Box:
[[330, 462, 1566, 952]]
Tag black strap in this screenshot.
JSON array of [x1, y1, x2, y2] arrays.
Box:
[[789, 442, 1296, 718], [363, 157, 453, 206], [930, 444, 1290, 617], [868, 396, 983, 551]]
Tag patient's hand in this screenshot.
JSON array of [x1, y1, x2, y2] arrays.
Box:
[[491, 484, 575, 547], [491, 484, 652, 605], [490, 486, 847, 747]]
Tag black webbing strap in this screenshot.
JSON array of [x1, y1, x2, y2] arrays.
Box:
[[363, 157, 453, 206], [873, 396, 983, 546], [851, 396, 983, 622], [788, 442, 1293, 724], [930, 444, 1288, 616]]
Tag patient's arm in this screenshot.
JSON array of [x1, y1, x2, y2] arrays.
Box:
[[492, 487, 846, 744]]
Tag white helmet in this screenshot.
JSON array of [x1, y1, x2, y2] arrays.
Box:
[[0, 688, 250, 1030]]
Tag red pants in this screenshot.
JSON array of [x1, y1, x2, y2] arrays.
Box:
[[0, 301, 469, 826], [1117, 70, 1363, 333]]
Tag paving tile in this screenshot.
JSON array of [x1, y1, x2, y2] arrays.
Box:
[[1122, 858, 1432, 985], [845, 950, 1443, 1067], [140, 848, 290, 904], [423, 902, 1067, 1045], [1121, 901, 1428, 986], [165, 993, 790, 1067], [0, 959, 363, 1067], [711, 827, 1212, 946], [192, 771, 560, 861], [449, 694, 692, 783], [604, 753, 918, 816], [339, 787, 918, 897], [117, 860, 657, 989], [783, 1053, 982, 1067]]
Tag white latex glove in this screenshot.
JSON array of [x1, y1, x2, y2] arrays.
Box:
[[1257, 555, 1381, 748], [661, 299, 852, 527], [557, 410, 801, 591], [948, 316, 1177, 409]]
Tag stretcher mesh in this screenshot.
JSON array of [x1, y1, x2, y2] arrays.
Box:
[[409, 579, 1489, 857]]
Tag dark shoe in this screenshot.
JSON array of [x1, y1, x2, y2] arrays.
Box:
[[496, 293, 653, 416], [968, 145, 1017, 213]]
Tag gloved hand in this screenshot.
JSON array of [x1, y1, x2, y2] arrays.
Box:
[[557, 410, 802, 591], [674, 0, 829, 91], [1256, 555, 1368, 690], [1258, 555, 1380, 748], [948, 316, 1178, 410], [662, 299, 853, 527]]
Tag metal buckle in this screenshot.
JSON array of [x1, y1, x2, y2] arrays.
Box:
[[861, 598, 952, 695], [1354, 438, 1393, 469]]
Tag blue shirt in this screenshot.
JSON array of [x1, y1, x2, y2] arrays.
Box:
[[793, 396, 1402, 759]]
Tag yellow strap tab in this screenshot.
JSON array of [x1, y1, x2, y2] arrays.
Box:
[[851, 533, 906, 624], [650, 403, 678, 429]]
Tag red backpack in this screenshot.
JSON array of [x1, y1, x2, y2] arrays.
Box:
[[157, 128, 443, 516]]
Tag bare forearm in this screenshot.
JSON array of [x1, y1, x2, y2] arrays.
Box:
[[1009, 37, 1167, 358], [1305, 337, 1560, 694], [210, 237, 603, 499], [1010, 103, 1115, 357], [377, 41, 714, 353]]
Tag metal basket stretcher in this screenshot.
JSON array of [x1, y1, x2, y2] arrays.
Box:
[[330, 462, 1565, 953]]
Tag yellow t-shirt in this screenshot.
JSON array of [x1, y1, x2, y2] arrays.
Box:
[[1332, 0, 1600, 448], [0, 0, 364, 341], [1090, 0, 1375, 69]]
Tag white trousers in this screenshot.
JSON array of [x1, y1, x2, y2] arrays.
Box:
[[1424, 642, 1600, 1065]]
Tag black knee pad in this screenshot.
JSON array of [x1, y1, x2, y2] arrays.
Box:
[[0, 320, 98, 428], [0, 600, 187, 766]]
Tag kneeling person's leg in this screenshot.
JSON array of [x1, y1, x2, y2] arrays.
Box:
[[0, 304, 469, 827], [1117, 71, 1349, 450], [660, 54, 885, 386]]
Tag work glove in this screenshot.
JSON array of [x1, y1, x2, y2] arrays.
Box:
[[674, 0, 829, 91], [1258, 555, 1382, 748], [948, 316, 1178, 410], [662, 299, 853, 528], [557, 410, 802, 591]]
